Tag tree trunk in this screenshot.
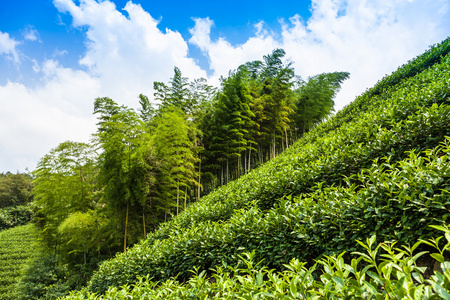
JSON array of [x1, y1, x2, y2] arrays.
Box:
[[285, 127, 289, 149], [248, 147, 251, 172], [176, 180, 179, 216], [237, 155, 240, 178], [272, 134, 276, 159], [257, 145, 261, 164], [84, 237, 87, 266], [184, 185, 187, 210], [198, 161, 201, 201], [142, 211, 146, 238], [226, 157, 229, 184], [221, 162, 224, 186], [243, 151, 246, 174], [124, 201, 129, 252]]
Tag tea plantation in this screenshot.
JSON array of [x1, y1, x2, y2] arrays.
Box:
[[0, 224, 40, 300], [65, 37, 450, 298], [43, 39, 450, 299]]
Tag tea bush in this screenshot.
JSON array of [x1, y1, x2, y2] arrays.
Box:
[[0, 204, 33, 231], [65, 226, 450, 299]]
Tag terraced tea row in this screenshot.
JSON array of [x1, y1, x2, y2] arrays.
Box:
[[0, 224, 40, 300]]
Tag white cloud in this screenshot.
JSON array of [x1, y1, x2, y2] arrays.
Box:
[[53, 49, 68, 57], [189, 18, 278, 86], [190, 0, 450, 111], [189, 17, 214, 52], [0, 31, 20, 63], [23, 26, 41, 42], [53, 0, 207, 107], [0, 60, 100, 172]]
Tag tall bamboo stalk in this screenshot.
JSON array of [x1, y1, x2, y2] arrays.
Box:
[[124, 201, 129, 252]]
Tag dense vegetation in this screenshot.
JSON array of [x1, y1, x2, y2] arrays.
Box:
[[1, 37, 449, 298], [0, 172, 34, 230], [0, 224, 39, 300], [23, 48, 349, 296], [69, 37, 450, 297]]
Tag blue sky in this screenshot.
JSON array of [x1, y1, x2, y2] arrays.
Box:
[[0, 0, 312, 83], [1, 0, 449, 172]]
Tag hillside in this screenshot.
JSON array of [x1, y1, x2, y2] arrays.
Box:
[[0, 224, 40, 300], [65, 37, 450, 298]]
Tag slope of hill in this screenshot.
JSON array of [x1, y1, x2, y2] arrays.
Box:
[[0, 224, 40, 300], [66, 37, 450, 297]]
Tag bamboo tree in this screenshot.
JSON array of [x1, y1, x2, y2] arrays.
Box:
[[94, 97, 154, 251], [293, 71, 350, 133], [152, 106, 199, 218]]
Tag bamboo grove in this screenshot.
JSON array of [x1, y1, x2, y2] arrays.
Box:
[[30, 49, 349, 281]]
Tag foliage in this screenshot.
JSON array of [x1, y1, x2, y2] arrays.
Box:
[[134, 40, 450, 254], [18, 253, 68, 300], [19, 39, 450, 296], [30, 140, 113, 297], [32, 141, 99, 251], [0, 172, 33, 209], [86, 139, 450, 292], [293, 71, 350, 133], [0, 224, 40, 300], [65, 226, 450, 299], [202, 68, 255, 185], [17, 229, 105, 300], [152, 106, 199, 217], [154, 66, 191, 113], [94, 97, 155, 251], [201, 49, 349, 188], [84, 38, 450, 294], [0, 204, 33, 231]]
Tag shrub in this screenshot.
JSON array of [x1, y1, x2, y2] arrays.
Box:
[[65, 225, 450, 299], [0, 204, 33, 231]]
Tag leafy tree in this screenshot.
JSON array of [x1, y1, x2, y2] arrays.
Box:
[[293, 71, 350, 134], [57, 211, 96, 267], [0, 205, 33, 230], [202, 69, 255, 184], [94, 97, 155, 251], [243, 49, 295, 160], [260, 48, 290, 79], [153, 69, 215, 199], [0, 172, 33, 208], [152, 106, 199, 217], [138, 94, 156, 124], [154, 67, 190, 113], [32, 141, 98, 250], [188, 77, 216, 120], [0, 172, 34, 230]]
